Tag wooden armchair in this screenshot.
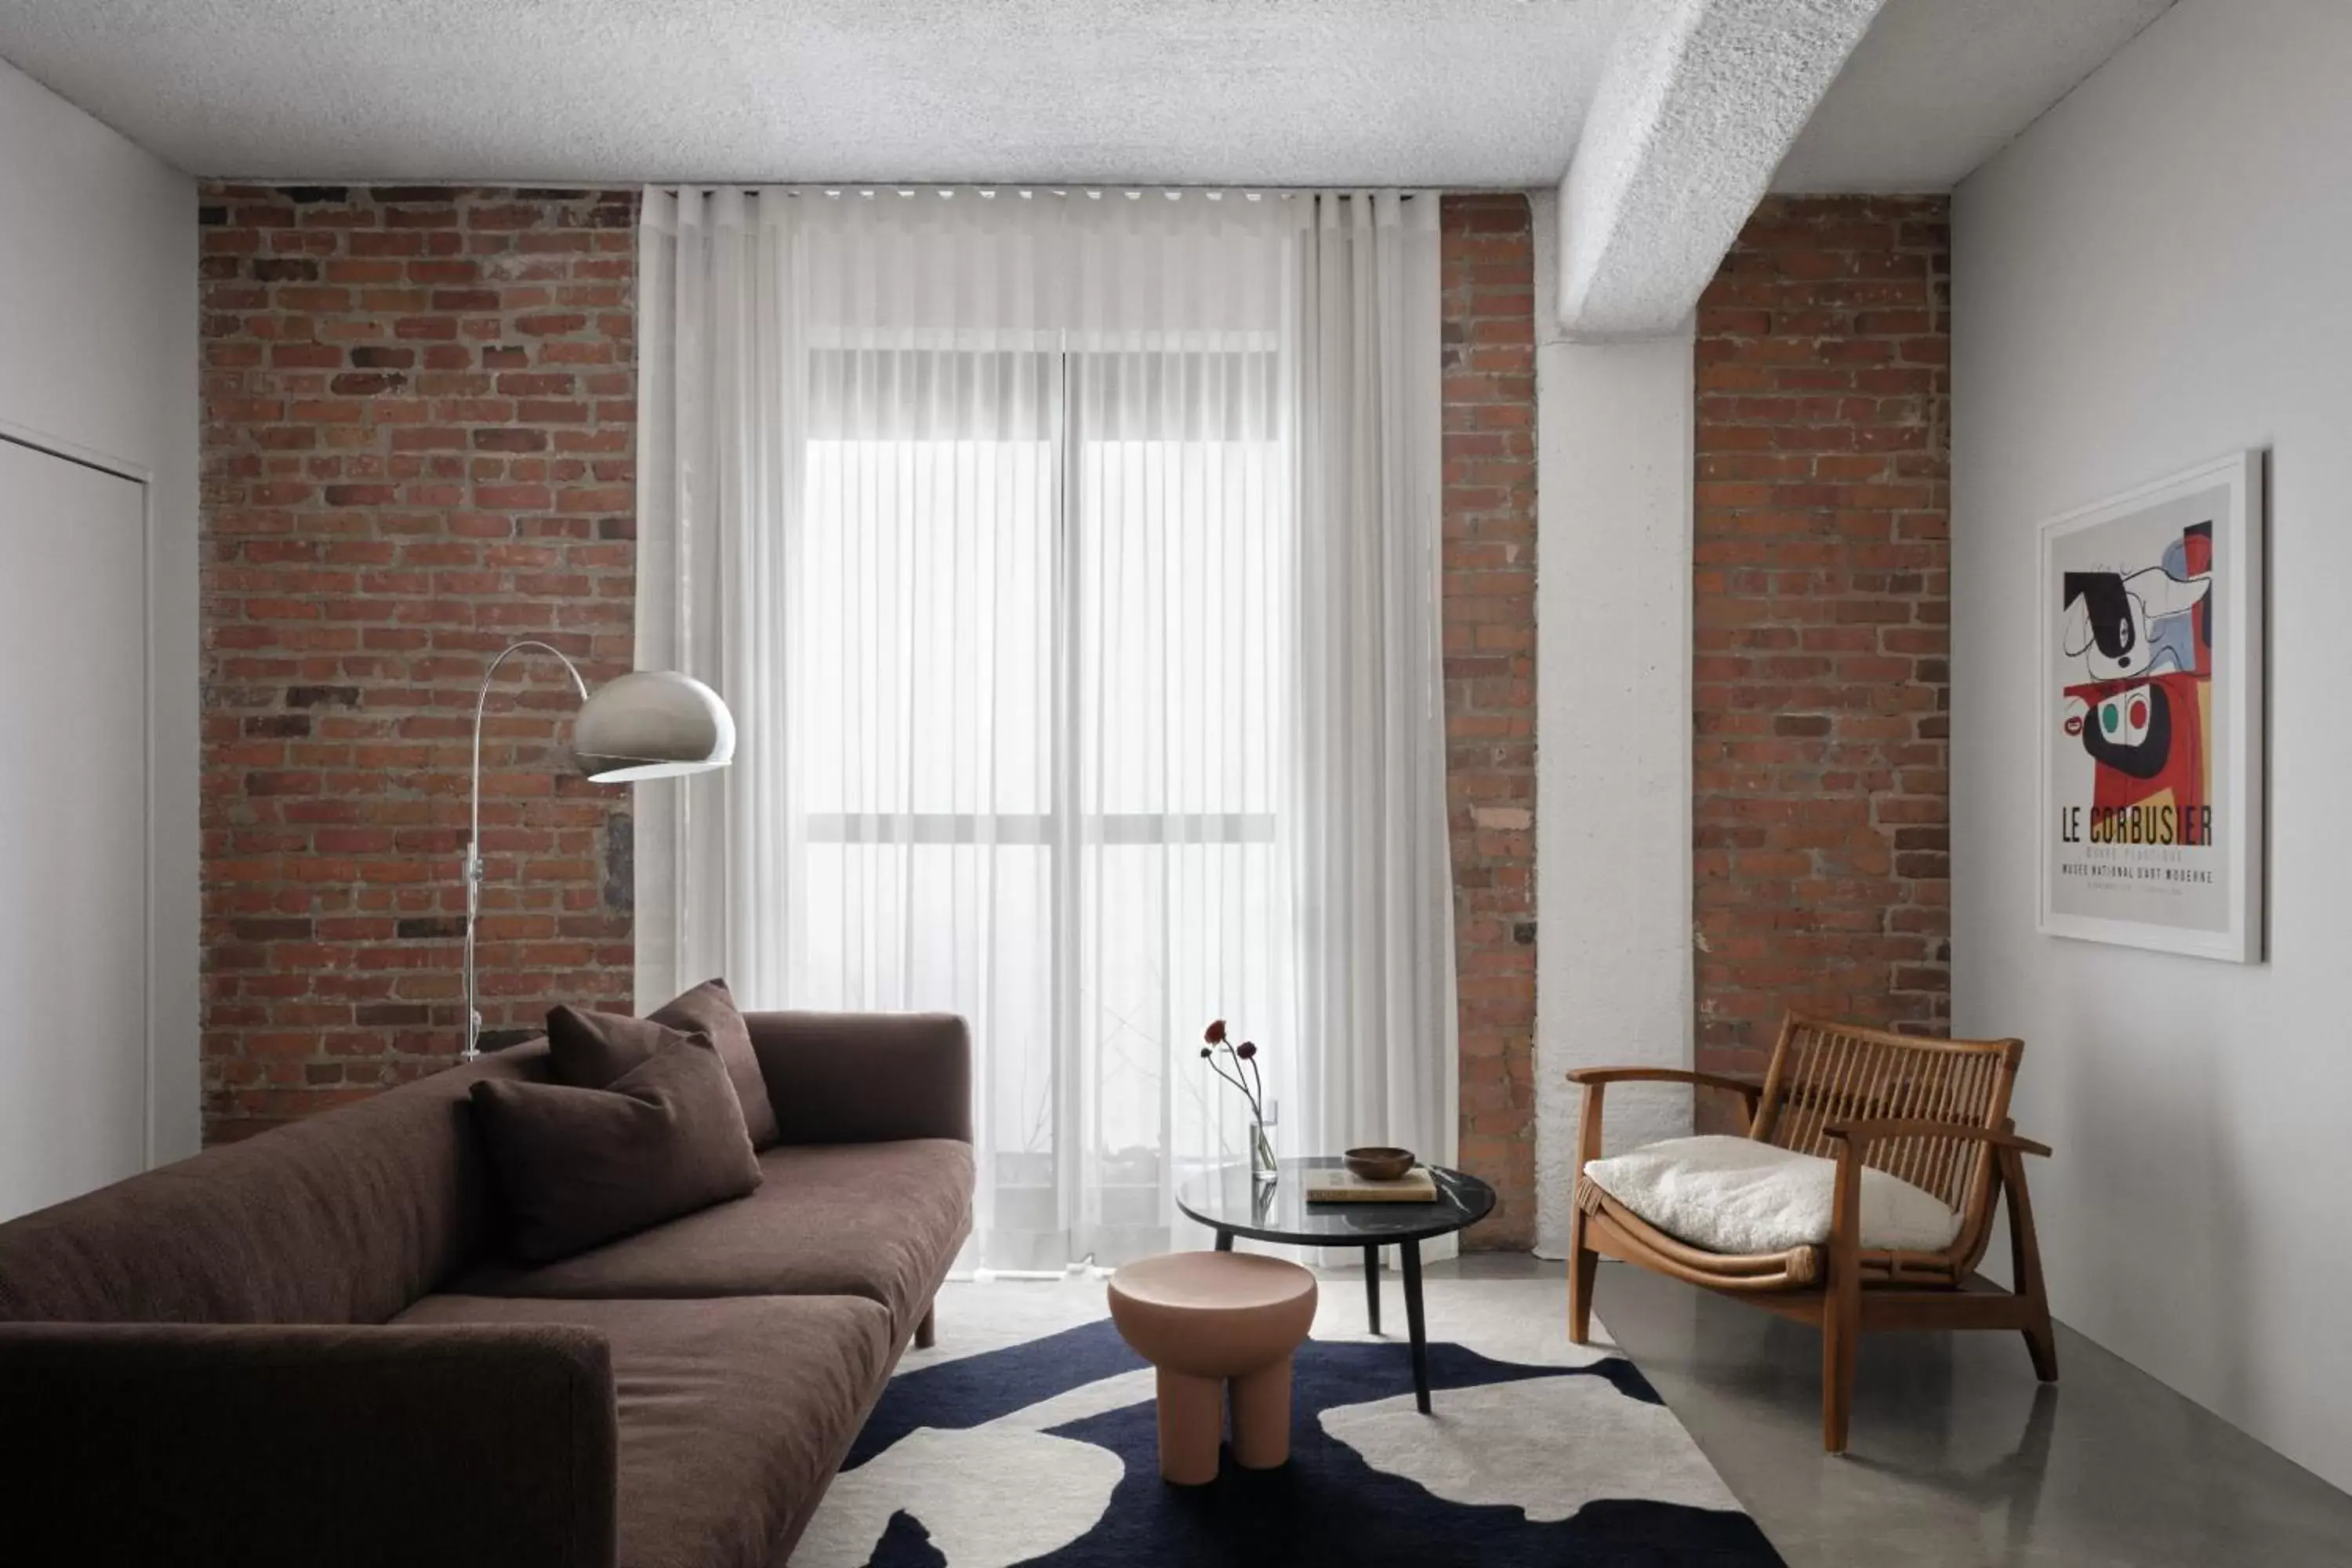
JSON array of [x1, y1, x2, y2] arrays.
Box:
[[1566, 1013, 2056, 1453]]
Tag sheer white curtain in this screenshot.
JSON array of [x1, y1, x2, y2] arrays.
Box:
[[637, 187, 1451, 1269]]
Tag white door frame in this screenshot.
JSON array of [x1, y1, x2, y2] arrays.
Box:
[[0, 415, 159, 1171]]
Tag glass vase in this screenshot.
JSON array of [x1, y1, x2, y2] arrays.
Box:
[[1250, 1109, 1278, 1188]]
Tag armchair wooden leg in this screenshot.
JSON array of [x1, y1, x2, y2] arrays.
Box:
[[1823, 1156, 1862, 1454], [1566, 1204, 1597, 1346], [1568, 1080, 1603, 1347], [1821, 1283, 1859, 1454], [1999, 1145, 2059, 1382]]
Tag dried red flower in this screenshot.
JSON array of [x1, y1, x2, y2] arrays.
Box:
[[1204, 1019, 1228, 1044], [1236, 1041, 1258, 1060]]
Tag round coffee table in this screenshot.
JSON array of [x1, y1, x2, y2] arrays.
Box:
[[1174, 1156, 1496, 1414]]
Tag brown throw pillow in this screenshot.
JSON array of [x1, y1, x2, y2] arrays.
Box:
[[648, 978, 780, 1149], [543, 1004, 679, 1091], [543, 978, 780, 1149], [470, 1033, 763, 1265]]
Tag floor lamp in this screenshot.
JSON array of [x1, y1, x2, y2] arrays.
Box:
[[461, 640, 735, 1061]]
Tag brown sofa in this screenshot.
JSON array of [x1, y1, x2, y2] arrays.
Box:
[[0, 1010, 972, 1568]]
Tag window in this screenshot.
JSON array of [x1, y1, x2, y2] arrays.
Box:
[[794, 348, 1290, 1269]]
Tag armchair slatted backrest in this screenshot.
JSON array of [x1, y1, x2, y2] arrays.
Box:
[[1751, 1015, 2025, 1241]]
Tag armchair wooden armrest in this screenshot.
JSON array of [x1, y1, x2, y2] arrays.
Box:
[[1820, 1119, 2053, 1160], [1567, 1066, 1766, 1152], [1564, 1065, 1766, 1101]]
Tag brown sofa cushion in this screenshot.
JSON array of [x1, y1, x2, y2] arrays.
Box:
[[746, 1010, 970, 1146], [394, 1292, 892, 1568], [0, 1045, 549, 1326], [470, 1036, 763, 1265], [543, 1003, 683, 1091], [450, 1139, 972, 1343], [0, 1318, 619, 1568], [651, 978, 781, 1149]]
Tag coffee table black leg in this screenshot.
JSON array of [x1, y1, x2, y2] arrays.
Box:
[[1364, 1244, 1382, 1334], [1214, 1229, 1234, 1253], [1401, 1237, 1429, 1414]]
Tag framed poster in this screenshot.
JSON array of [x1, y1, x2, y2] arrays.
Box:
[[2038, 450, 2264, 961]]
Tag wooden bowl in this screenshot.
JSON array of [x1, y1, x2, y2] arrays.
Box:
[[1343, 1146, 1416, 1181]]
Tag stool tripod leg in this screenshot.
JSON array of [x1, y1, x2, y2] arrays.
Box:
[[1229, 1355, 1295, 1469], [1154, 1369, 1223, 1486]]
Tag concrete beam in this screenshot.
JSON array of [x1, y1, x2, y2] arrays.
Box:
[[1558, 0, 1887, 339]]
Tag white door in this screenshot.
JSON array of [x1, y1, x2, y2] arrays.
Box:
[[0, 437, 148, 1221]]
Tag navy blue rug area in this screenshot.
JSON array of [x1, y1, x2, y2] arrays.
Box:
[[801, 1316, 1785, 1567]]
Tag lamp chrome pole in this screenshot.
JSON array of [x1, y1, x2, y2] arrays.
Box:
[[463, 641, 588, 1063], [459, 641, 737, 1062]]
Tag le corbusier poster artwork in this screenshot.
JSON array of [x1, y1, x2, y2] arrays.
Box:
[[2039, 451, 2264, 962]]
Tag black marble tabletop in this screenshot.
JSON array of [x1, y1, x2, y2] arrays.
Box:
[[1175, 1156, 1497, 1247]]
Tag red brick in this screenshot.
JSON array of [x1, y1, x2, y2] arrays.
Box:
[[1693, 196, 1951, 1124], [1439, 196, 1537, 1250], [199, 183, 638, 1139]]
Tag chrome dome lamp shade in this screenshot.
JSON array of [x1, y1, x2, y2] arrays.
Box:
[[573, 670, 736, 782], [460, 642, 736, 1060]]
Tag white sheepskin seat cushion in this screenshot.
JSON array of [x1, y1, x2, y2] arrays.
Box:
[[1581, 1134, 1962, 1256]]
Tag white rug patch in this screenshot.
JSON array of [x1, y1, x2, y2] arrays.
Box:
[[793, 1424, 1124, 1568], [1319, 1374, 1744, 1523], [982, 1366, 1159, 1435]]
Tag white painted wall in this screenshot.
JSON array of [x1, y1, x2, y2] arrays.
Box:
[[1531, 191, 1695, 1258], [0, 58, 201, 1168], [1953, 0, 2352, 1491], [0, 443, 153, 1218]]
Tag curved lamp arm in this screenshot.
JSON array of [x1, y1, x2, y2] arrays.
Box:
[[463, 643, 590, 1062]]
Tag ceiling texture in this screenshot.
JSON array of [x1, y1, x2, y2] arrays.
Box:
[[0, 0, 2171, 190]]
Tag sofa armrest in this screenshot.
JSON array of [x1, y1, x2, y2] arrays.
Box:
[[746, 1010, 973, 1145], [0, 1321, 617, 1568]]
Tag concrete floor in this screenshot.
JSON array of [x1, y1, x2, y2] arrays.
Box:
[[1428, 1253, 2352, 1567]]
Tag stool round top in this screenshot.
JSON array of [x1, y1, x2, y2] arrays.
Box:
[[1107, 1250, 1315, 1315]]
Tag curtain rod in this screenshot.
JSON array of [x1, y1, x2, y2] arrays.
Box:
[[649, 184, 1437, 201]]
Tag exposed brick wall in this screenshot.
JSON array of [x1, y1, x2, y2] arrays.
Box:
[[199, 185, 639, 1141], [195, 183, 1544, 1224], [1439, 194, 1538, 1248], [1692, 194, 1951, 1111]]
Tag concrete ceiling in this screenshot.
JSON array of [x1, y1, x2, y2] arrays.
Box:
[[1777, 0, 2176, 192], [0, 0, 2168, 190], [0, 0, 1631, 186]]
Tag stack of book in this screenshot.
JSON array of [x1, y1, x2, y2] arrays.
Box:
[[1304, 1166, 1439, 1203]]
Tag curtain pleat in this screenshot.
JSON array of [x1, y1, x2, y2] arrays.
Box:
[[637, 188, 1452, 1270]]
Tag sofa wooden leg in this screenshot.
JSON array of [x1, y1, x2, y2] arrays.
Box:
[[914, 1302, 937, 1351], [1566, 1207, 1597, 1346]]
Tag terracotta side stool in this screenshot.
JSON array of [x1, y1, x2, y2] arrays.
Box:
[[1106, 1250, 1318, 1486]]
